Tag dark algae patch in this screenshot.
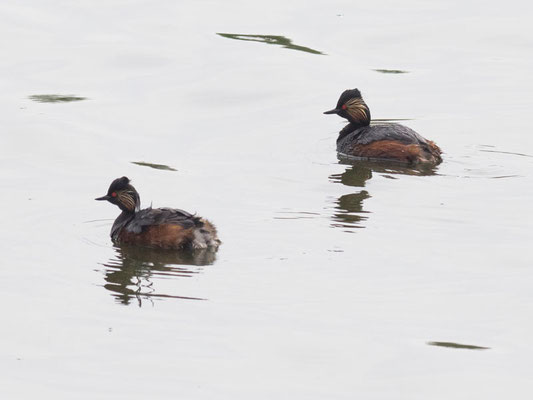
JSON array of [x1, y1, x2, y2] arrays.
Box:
[[216, 33, 324, 55], [131, 161, 177, 171], [373, 69, 409, 74], [29, 94, 87, 103], [427, 341, 490, 350]]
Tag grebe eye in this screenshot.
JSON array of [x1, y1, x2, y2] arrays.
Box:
[[342, 104, 347, 110], [111, 192, 117, 197]]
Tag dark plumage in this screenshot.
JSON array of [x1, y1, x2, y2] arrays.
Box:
[[324, 89, 442, 165], [96, 177, 220, 250]]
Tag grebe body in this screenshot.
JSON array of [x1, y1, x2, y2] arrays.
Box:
[[325, 89, 442, 165], [96, 177, 220, 250]]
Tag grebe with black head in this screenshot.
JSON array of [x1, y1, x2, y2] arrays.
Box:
[[96, 177, 220, 250], [324, 89, 442, 165]]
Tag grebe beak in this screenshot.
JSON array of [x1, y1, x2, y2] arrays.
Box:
[[95, 195, 111, 201], [324, 108, 340, 115]]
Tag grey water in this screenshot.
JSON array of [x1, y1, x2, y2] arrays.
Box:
[[1, 1, 533, 399]]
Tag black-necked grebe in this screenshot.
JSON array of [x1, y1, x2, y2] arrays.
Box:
[[324, 89, 442, 165], [95, 177, 220, 250]]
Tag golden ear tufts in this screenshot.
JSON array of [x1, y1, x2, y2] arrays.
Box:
[[118, 191, 136, 211], [345, 98, 370, 123]]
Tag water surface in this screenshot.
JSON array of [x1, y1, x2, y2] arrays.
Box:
[[1, 1, 533, 399]]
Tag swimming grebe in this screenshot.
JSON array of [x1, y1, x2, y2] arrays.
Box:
[[324, 89, 442, 165], [96, 177, 220, 250]]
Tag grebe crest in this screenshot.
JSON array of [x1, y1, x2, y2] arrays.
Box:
[[324, 88, 371, 127], [96, 176, 140, 213]]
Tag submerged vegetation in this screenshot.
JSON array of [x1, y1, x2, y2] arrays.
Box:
[[131, 161, 177, 171], [373, 69, 409, 74], [29, 94, 87, 103], [217, 33, 324, 55], [427, 341, 490, 350]]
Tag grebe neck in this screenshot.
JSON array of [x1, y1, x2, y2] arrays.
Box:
[[337, 122, 365, 142]]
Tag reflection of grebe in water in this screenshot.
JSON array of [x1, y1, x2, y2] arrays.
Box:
[[329, 159, 438, 231], [101, 245, 217, 307]]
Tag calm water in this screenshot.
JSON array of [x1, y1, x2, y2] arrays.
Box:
[[2, 1, 533, 399]]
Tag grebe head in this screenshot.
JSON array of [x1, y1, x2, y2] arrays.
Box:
[[324, 88, 371, 126], [95, 176, 140, 213]]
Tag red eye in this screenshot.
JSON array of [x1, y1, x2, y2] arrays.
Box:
[[111, 192, 117, 197], [342, 104, 347, 110]]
